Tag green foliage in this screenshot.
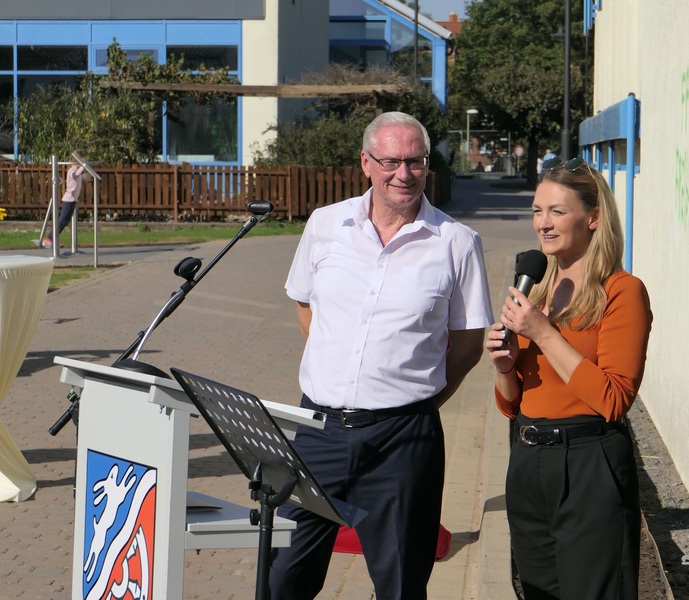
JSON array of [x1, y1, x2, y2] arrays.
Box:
[[449, 0, 592, 176], [252, 110, 368, 168], [252, 64, 448, 169]]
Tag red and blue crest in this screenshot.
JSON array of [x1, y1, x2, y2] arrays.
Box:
[[82, 451, 157, 600]]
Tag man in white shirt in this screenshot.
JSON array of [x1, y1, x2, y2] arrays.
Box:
[[269, 112, 493, 600]]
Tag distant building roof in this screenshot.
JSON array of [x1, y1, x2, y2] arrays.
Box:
[[376, 0, 453, 39], [436, 12, 463, 37]]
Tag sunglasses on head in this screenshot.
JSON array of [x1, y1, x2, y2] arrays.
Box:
[[542, 155, 588, 172]]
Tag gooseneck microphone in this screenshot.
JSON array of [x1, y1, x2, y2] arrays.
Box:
[[49, 200, 276, 436], [503, 249, 548, 344]]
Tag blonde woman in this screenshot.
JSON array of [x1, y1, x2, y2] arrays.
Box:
[[485, 157, 652, 599]]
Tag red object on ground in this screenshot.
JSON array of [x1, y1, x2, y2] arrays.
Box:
[[333, 524, 451, 560]]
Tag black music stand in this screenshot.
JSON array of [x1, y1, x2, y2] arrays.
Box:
[[170, 368, 366, 600]]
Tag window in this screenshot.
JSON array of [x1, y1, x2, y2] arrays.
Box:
[[166, 46, 238, 71], [330, 20, 386, 41], [0, 75, 13, 154], [17, 46, 87, 71], [330, 45, 388, 69], [17, 75, 80, 99], [94, 48, 159, 68], [167, 97, 238, 162], [0, 46, 12, 71], [390, 22, 432, 78]]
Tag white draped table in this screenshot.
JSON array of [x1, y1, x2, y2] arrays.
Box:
[[0, 255, 53, 502]]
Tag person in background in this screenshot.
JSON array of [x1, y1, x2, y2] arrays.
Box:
[[42, 149, 91, 248], [486, 156, 653, 599], [269, 111, 493, 600]]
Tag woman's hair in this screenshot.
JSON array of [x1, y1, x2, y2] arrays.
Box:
[[73, 149, 87, 161], [530, 160, 624, 329], [362, 112, 431, 155]]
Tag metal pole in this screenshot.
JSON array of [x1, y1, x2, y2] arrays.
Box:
[[413, 0, 419, 81], [466, 113, 471, 172], [70, 192, 78, 255], [466, 109, 478, 173], [93, 177, 99, 267], [561, 0, 572, 159], [51, 155, 60, 259]]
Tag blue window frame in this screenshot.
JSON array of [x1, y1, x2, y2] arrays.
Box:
[[0, 20, 242, 164]]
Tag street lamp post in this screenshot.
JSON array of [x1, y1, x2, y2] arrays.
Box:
[[413, 0, 419, 80], [561, 0, 572, 159], [466, 109, 479, 173]]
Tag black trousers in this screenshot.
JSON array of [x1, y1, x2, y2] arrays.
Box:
[[269, 396, 445, 600], [506, 415, 640, 600]]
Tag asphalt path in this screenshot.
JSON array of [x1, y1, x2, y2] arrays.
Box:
[[0, 176, 536, 599]]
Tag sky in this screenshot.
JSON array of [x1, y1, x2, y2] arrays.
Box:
[[418, 0, 467, 21]]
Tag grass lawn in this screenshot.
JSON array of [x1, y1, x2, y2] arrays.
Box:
[[0, 220, 306, 291], [0, 220, 306, 251]]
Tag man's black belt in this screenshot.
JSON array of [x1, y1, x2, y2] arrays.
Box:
[[302, 395, 429, 428], [518, 419, 625, 446]]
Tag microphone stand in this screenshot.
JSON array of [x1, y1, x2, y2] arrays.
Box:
[[48, 201, 274, 437]]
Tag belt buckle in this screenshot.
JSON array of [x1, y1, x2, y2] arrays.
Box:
[[519, 425, 538, 445], [340, 408, 358, 428]]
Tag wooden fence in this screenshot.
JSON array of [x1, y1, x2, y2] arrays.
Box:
[[0, 162, 451, 222]]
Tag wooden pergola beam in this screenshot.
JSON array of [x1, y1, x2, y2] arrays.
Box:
[[99, 81, 404, 98]]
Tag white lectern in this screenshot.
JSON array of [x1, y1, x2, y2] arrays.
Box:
[[55, 357, 324, 600]]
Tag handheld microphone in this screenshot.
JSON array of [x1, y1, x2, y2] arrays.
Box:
[[503, 249, 548, 344]]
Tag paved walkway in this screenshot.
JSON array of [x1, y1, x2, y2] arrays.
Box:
[[0, 177, 536, 599]]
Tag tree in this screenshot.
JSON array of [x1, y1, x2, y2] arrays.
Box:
[[251, 64, 448, 169], [449, 0, 592, 182]]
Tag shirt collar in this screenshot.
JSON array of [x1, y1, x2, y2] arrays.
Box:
[[344, 188, 441, 236]]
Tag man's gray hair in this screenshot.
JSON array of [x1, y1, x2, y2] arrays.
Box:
[[362, 112, 431, 155]]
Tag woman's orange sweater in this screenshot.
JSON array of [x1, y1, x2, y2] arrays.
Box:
[[495, 270, 652, 422]]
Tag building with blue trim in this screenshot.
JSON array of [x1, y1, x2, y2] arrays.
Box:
[[0, 0, 451, 164]]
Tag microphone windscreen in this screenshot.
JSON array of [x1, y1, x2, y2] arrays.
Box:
[[516, 250, 548, 283], [247, 200, 274, 216]]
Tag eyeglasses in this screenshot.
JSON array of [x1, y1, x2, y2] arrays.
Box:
[[542, 155, 588, 173], [367, 152, 429, 172]]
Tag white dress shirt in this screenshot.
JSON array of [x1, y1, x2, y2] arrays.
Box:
[[286, 189, 493, 410]]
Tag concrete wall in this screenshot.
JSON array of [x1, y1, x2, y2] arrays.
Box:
[[593, 1, 689, 489], [241, 0, 329, 165]]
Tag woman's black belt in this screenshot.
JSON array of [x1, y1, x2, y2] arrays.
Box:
[[518, 419, 625, 446], [302, 394, 430, 428]]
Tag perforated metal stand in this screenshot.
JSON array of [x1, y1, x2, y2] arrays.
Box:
[[170, 368, 367, 600]]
